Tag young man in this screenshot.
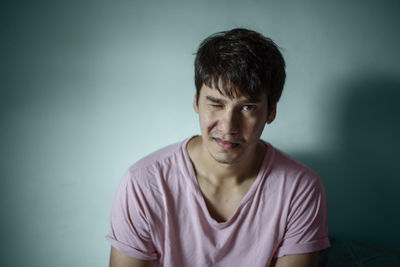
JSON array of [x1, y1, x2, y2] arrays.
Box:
[[107, 28, 330, 267]]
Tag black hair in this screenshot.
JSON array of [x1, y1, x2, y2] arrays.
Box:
[[194, 28, 286, 115]]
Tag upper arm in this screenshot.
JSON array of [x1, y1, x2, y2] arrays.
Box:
[[107, 172, 158, 261], [110, 246, 154, 267], [275, 175, 330, 257], [271, 252, 319, 267]]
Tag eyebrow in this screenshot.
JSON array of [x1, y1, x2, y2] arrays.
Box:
[[205, 95, 262, 104]]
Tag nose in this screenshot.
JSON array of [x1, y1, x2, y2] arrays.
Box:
[[218, 109, 240, 134]]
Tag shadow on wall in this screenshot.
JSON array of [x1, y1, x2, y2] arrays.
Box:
[[294, 74, 400, 246]]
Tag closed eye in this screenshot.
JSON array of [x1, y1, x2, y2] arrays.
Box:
[[209, 104, 223, 109]]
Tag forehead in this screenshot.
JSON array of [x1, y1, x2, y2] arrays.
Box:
[[200, 84, 266, 103]]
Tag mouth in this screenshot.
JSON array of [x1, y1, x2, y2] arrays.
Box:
[[214, 138, 240, 149]]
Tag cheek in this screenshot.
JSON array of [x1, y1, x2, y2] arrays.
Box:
[[243, 118, 266, 137], [199, 111, 215, 131]]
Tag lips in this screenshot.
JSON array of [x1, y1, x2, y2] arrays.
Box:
[[215, 138, 239, 149]]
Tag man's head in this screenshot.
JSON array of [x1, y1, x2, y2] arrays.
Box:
[[194, 28, 286, 116], [192, 29, 286, 165]]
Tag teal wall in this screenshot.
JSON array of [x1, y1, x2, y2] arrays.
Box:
[[1, 1, 399, 266]]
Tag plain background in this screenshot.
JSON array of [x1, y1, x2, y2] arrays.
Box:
[[1, 0, 400, 266]]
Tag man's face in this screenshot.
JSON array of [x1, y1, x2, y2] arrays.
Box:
[[194, 84, 276, 165]]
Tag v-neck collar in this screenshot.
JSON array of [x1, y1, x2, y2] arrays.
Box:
[[181, 136, 274, 229]]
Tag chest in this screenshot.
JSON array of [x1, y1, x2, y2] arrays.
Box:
[[196, 175, 256, 222], [150, 174, 285, 267]]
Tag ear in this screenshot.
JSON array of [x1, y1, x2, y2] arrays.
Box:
[[193, 92, 199, 114], [266, 105, 276, 124]]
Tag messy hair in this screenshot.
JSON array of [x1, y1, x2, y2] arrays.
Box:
[[194, 28, 286, 115]]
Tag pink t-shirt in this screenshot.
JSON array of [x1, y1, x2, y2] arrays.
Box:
[[106, 137, 330, 266]]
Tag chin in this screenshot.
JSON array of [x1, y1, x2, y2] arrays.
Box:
[[211, 152, 244, 165], [213, 158, 238, 165]]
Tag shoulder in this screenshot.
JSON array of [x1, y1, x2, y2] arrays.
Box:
[[261, 143, 330, 256], [123, 138, 191, 186], [264, 142, 322, 190], [131, 140, 185, 169]]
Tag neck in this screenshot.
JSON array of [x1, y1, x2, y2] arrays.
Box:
[[187, 136, 266, 186]]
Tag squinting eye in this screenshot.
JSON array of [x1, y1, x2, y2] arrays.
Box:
[[242, 105, 256, 111], [209, 104, 223, 109]]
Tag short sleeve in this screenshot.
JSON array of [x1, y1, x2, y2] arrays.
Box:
[[106, 170, 158, 261], [275, 175, 330, 257]]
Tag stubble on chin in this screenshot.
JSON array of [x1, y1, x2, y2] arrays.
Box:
[[208, 145, 243, 165]]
